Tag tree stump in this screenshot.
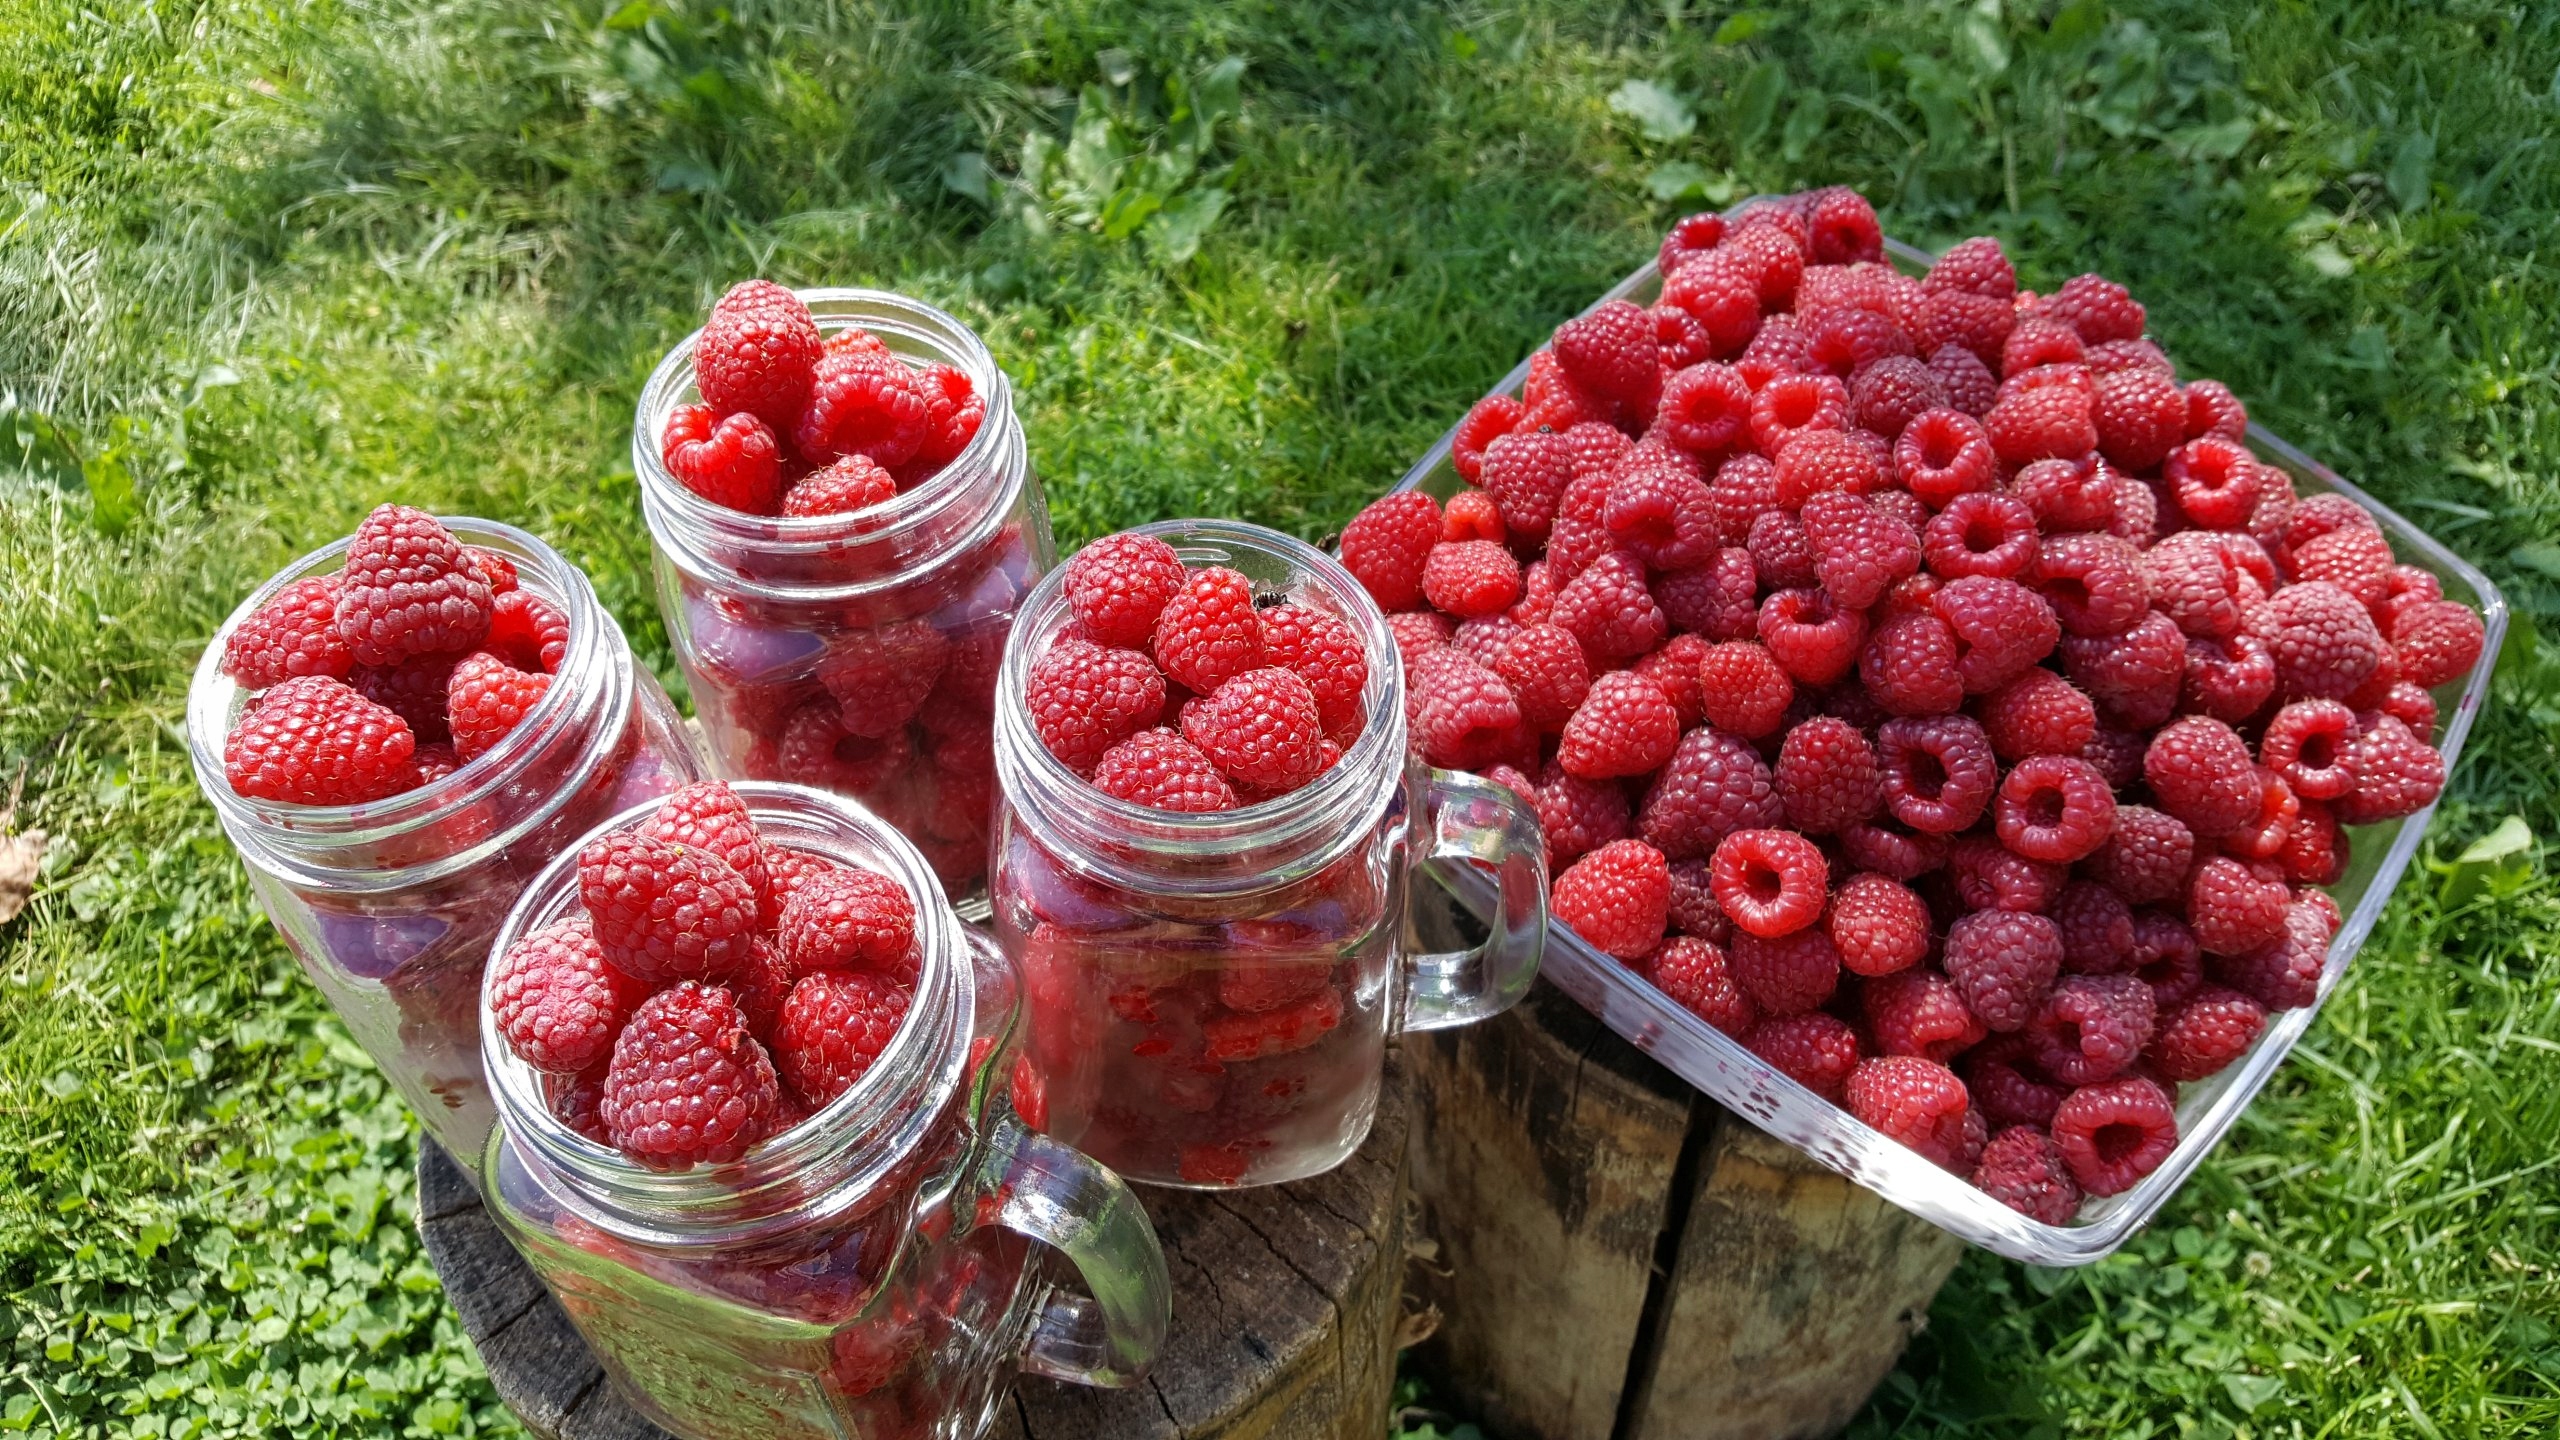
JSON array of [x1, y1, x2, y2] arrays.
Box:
[[418, 1058, 1410, 1440], [1404, 893, 1962, 1440]]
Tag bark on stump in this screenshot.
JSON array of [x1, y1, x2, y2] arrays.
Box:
[[417, 1058, 1409, 1440]]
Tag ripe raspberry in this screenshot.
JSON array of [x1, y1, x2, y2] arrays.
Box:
[[1558, 671, 1681, 780], [794, 348, 930, 467], [2042, 274, 2146, 345], [1916, 281, 2015, 365], [1757, 588, 1867, 687], [661, 403, 784, 514], [1932, 577, 2059, 693], [1799, 491, 1920, 610], [1948, 832, 2066, 913], [780, 452, 897, 516], [1603, 467, 1717, 571], [2185, 855, 2291, 957], [1651, 304, 1717, 370], [1638, 728, 1783, 859], [334, 504, 494, 666], [2144, 986, 2265, 1082], [1735, 310, 1812, 385], [1421, 539, 1523, 619], [1821, 872, 1927, 978], [490, 914, 650, 1074], [1340, 492, 1441, 610], [1979, 670, 2097, 762], [2259, 700, 2357, 801], [1924, 236, 2017, 298], [2026, 974, 2155, 1086], [580, 830, 759, 983], [812, 621, 949, 744], [2086, 805, 2195, 906], [1660, 250, 1764, 357], [2008, 455, 2115, 535], [1183, 667, 1327, 794], [1552, 839, 1672, 960], [1774, 717, 1880, 835], [2292, 519, 2399, 603], [1963, 1035, 2066, 1129], [1943, 909, 2063, 1032], [600, 981, 783, 1169], [2245, 581, 2386, 703], [1026, 638, 1164, 775], [1539, 760, 1633, 866], [2372, 564, 2444, 630], [485, 589, 570, 674], [1388, 608, 1453, 668], [2091, 368, 2187, 472], [2381, 680, 2437, 735], [1091, 728, 1238, 813], [2000, 318, 2087, 378], [2031, 532, 2148, 640], [1749, 372, 1851, 458], [441, 652, 547, 762], [1995, 754, 2117, 864], [2144, 716, 2263, 837], [1442, 488, 1508, 545], [2048, 1075, 2176, 1197], [2081, 723, 2149, 792], [2051, 881, 2136, 976], [2110, 472, 2164, 546], [778, 864, 917, 979], [1064, 533, 1187, 650], [1555, 552, 1669, 660], [1928, 343, 2000, 417], [1696, 642, 1795, 738], [1654, 362, 1753, 455], [1729, 928, 1841, 1016], [911, 362, 985, 469], [349, 652, 459, 744], [1657, 211, 1729, 275], [1745, 1012, 1862, 1100], [1256, 603, 1369, 744], [1773, 427, 1883, 508], [2061, 611, 2185, 729], [1848, 356, 1948, 440], [1975, 1124, 2081, 1223], [2333, 713, 2446, 824], [1633, 633, 1712, 728], [1709, 829, 1829, 939], [641, 781, 773, 924], [2279, 493, 2378, 567], [1860, 613, 1965, 718], [2183, 379, 2248, 440], [2163, 437, 2261, 529], [1844, 1056, 1974, 1169], [1452, 395, 1526, 482], [1892, 412, 1995, 511], [2130, 910, 2205, 1011], [1655, 547, 1760, 640], [1805, 187, 1885, 264], [2210, 898, 2331, 1012], [1664, 856, 1727, 936], [1877, 714, 1999, 834], [2085, 338, 2172, 376], [1465, 621, 1582, 732], [225, 575, 355, 690], [2180, 632, 2277, 724], [1746, 509, 1818, 590], [2279, 798, 2349, 887], [775, 700, 909, 791], [1153, 566, 1268, 694], [2389, 599, 2484, 689], [1407, 648, 1529, 771], [695, 280, 821, 432], [1984, 383, 2097, 468], [1863, 970, 1984, 1063], [412, 743, 461, 785], [1649, 936, 1757, 1036], [1509, 559, 1562, 626], [1554, 298, 1664, 411], [774, 969, 912, 1108]]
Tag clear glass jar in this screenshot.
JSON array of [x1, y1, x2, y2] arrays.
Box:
[[635, 288, 1055, 904], [479, 784, 1169, 1440], [185, 519, 705, 1172], [988, 520, 1550, 1188]]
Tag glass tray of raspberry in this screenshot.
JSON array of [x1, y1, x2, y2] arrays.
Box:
[[1377, 199, 2506, 1267]]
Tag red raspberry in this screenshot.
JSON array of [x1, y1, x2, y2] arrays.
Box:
[[225, 575, 355, 690], [1539, 760, 1633, 866], [1442, 488, 1508, 545], [580, 830, 759, 983], [1664, 856, 1727, 935], [2185, 855, 2290, 957], [1558, 671, 1680, 780], [1877, 714, 1999, 834], [2180, 632, 2277, 724], [778, 864, 916, 978], [1555, 552, 1669, 660], [2380, 680, 2437, 735], [773, 969, 912, 1108], [2183, 379, 2248, 440], [661, 403, 784, 515], [1407, 648, 1528, 771], [2111, 472, 2165, 547], [2279, 493, 2377, 566], [2029, 533, 2147, 641], [1554, 298, 1664, 411], [1747, 509, 1818, 590], [1748, 372, 1850, 458], [1893, 411, 1995, 510], [445, 652, 550, 762], [2371, 564, 2444, 630], [1340, 492, 1441, 610], [1844, 1056, 1973, 1169], [780, 453, 897, 517], [1697, 641, 1795, 738], [1928, 344, 2000, 417], [1979, 670, 2097, 761], [1660, 251, 1765, 357], [1773, 717, 1880, 835], [1026, 638, 1164, 775], [1858, 614, 1964, 718], [464, 547, 518, 593], [1805, 187, 1885, 264], [1863, 970, 1984, 1063], [2292, 522, 2398, 607], [2390, 599, 2483, 689], [1999, 318, 2086, 379], [2086, 805, 2195, 906], [1092, 728, 1239, 812], [2048, 1075, 2176, 1197], [2161, 437, 2260, 529], [1729, 927, 1841, 1016], [1602, 467, 1716, 571], [641, 781, 773, 924], [1984, 383, 2097, 468], [694, 280, 821, 432], [2259, 700, 2357, 801], [816, 620, 948, 740], [1735, 310, 1812, 384], [1183, 667, 1327, 794], [600, 981, 783, 1168], [2333, 713, 2446, 824], [1632, 633, 1711, 729], [333, 504, 493, 667], [2144, 985, 2265, 1082], [1467, 622, 1585, 732], [1799, 492, 1920, 610], [1994, 754, 2117, 864], [2144, 716, 2262, 837], [1924, 236, 2016, 298], [1654, 362, 1753, 455], [1452, 395, 1525, 482], [2061, 611, 2185, 729], [2088, 368, 2186, 472], [2026, 974, 2155, 1086], [1974, 1125, 2081, 1223], [1388, 608, 1453, 668], [1637, 728, 1783, 859], [1257, 603, 1369, 744], [2210, 899, 2330, 1011], [2245, 581, 2385, 703], [1947, 833, 2066, 913], [1773, 427, 1883, 508], [1655, 547, 1760, 640], [1524, 345, 1616, 431], [1649, 936, 1757, 1036], [1746, 1012, 1861, 1101], [2052, 881, 2137, 975], [1651, 305, 1717, 370], [2081, 723, 2149, 791], [1757, 588, 1867, 687], [1065, 533, 1187, 650], [1421, 539, 1523, 619], [1963, 1035, 2067, 1130], [1153, 565, 1266, 694], [1729, 214, 1809, 295], [1847, 356, 1947, 441], [1943, 909, 2063, 1032], [1509, 559, 1562, 626], [1658, 211, 1728, 275], [1916, 283, 2015, 367], [491, 915, 650, 1074], [910, 362, 984, 469], [1552, 839, 1672, 961], [776, 700, 909, 791], [1826, 872, 1930, 977], [794, 347, 929, 467], [2086, 338, 2172, 375], [412, 743, 461, 785], [1709, 829, 1828, 939], [486, 589, 570, 674], [1927, 577, 2058, 695], [349, 653, 459, 744], [2042, 274, 2146, 345], [2277, 796, 2349, 886], [2006, 456, 2112, 537], [2130, 910, 2205, 1010]]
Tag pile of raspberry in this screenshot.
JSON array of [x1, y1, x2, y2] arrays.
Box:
[[221, 504, 570, 805], [1339, 185, 2486, 1222], [659, 280, 986, 517], [490, 780, 923, 1169], [1024, 531, 1372, 808]]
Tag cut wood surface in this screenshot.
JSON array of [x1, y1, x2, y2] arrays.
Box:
[[419, 1058, 1409, 1440]]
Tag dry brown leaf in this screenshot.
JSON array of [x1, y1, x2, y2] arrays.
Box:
[[0, 828, 44, 924]]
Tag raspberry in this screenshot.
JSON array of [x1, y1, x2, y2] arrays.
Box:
[[1757, 588, 1867, 687], [2381, 680, 2437, 735], [334, 504, 494, 666], [1638, 728, 1783, 859], [695, 280, 822, 432], [2185, 855, 2290, 957], [2085, 338, 2172, 376], [2279, 798, 2349, 887], [1871, 488, 1933, 541], [1995, 754, 2117, 864], [1664, 857, 1727, 937], [1452, 395, 1525, 482], [1749, 372, 1850, 458], [2061, 611, 2185, 729], [2000, 319, 2087, 378], [1859, 614, 1965, 717], [1654, 362, 1754, 454], [1800, 491, 1920, 610], [2246, 581, 2385, 703], [780, 453, 898, 516], [1660, 251, 1764, 356], [580, 830, 759, 983], [1735, 311, 1812, 384], [2144, 716, 2262, 837], [1657, 211, 1728, 275], [2333, 713, 2446, 824], [2081, 723, 2149, 792], [1554, 298, 1664, 411], [1847, 356, 1948, 440], [1183, 667, 1327, 794], [1975, 1125, 2082, 1223], [2144, 985, 2265, 1082], [1340, 492, 1442, 610], [1509, 559, 1562, 626], [600, 981, 783, 1169], [1729, 928, 1841, 1015], [1917, 287, 2015, 368], [1924, 237, 2017, 299], [1422, 539, 1524, 618], [1844, 1057, 1973, 1169], [779, 864, 917, 978], [1026, 638, 1165, 775], [545, 1070, 611, 1142], [2009, 456, 2115, 535], [1651, 305, 1717, 370], [2390, 599, 2484, 688], [1963, 1035, 2067, 1129], [1773, 427, 1883, 508], [1746, 509, 1818, 590], [1828, 872, 1931, 977], [2091, 368, 2187, 472], [1091, 727, 1240, 813], [412, 743, 461, 785], [1745, 1012, 1862, 1101], [1877, 714, 1999, 834], [2030, 532, 2148, 640], [911, 362, 985, 469], [2042, 274, 2146, 345], [776, 700, 909, 792], [1465, 621, 1582, 732], [2372, 564, 2445, 631], [1633, 633, 1712, 728], [1258, 603, 1369, 744], [1931, 577, 2059, 693], [2210, 899, 2331, 1011], [1948, 833, 2066, 913], [1928, 343, 2000, 417], [1555, 551, 1669, 660], [1603, 467, 1717, 570], [485, 589, 570, 674], [2110, 472, 2164, 547], [1979, 670, 2097, 761], [1552, 839, 1672, 961], [1984, 383, 2097, 468], [1696, 641, 1795, 738], [463, 547, 518, 593], [1649, 936, 1757, 1036], [1540, 760, 1634, 866], [2026, 974, 2155, 1086], [1805, 187, 1885, 264], [794, 348, 930, 467], [661, 403, 785, 514], [1709, 828, 1829, 939], [2184, 379, 2248, 440], [1943, 909, 2063, 1032], [2049, 1075, 2176, 1197], [491, 915, 650, 1075], [1442, 488, 1507, 544], [2052, 881, 2136, 975], [1893, 411, 1996, 510], [225, 575, 355, 689], [1064, 533, 1187, 650], [641, 781, 773, 924], [2086, 806, 2195, 906], [1558, 671, 1681, 780], [2279, 494, 2377, 566], [1655, 547, 1760, 640], [1408, 648, 1529, 770], [2162, 437, 2260, 530], [2180, 632, 2277, 724], [1774, 717, 1880, 834], [1388, 609, 1453, 669], [222, 674, 421, 806], [1863, 970, 1984, 1063], [350, 653, 459, 744], [2130, 910, 2205, 1011], [1153, 565, 1267, 694], [816, 620, 948, 739], [2260, 699, 2358, 801], [773, 969, 911, 1108]]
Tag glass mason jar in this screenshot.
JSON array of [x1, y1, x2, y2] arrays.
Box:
[[988, 520, 1550, 1189], [185, 519, 705, 1172], [635, 288, 1055, 904], [478, 784, 1169, 1440]]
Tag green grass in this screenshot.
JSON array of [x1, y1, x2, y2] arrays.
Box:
[[4, 0, 2558, 1435]]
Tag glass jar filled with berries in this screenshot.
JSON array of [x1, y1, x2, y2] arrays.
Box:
[[635, 283, 1054, 901], [478, 782, 1168, 1440], [988, 519, 1549, 1189], [186, 507, 706, 1172]]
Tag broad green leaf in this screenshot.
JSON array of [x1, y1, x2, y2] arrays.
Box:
[[2047, 0, 2106, 48], [2437, 815, 2535, 908], [2390, 130, 2436, 211], [1059, 90, 1128, 221], [1958, 13, 2010, 75], [941, 152, 992, 204], [1095, 47, 1136, 87], [2509, 540, 2560, 579], [1098, 186, 1162, 241], [1, 402, 82, 487], [83, 447, 136, 535], [1732, 61, 1785, 150], [1194, 56, 1247, 126], [1714, 9, 1777, 44], [2303, 242, 2354, 278], [1608, 79, 1696, 144], [1781, 91, 1828, 162], [2223, 1372, 2285, 1415], [1147, 186, 1228, 265], [1644, 160, 1737, 203], [603, 1, 656, 31], [1446, 28, 1478, 60], [2169, 116, 2254, 162]]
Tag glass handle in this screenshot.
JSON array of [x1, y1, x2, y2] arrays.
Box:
[[984, 1114, 1170, 1389], [1401, 765, 1547, 1033]]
